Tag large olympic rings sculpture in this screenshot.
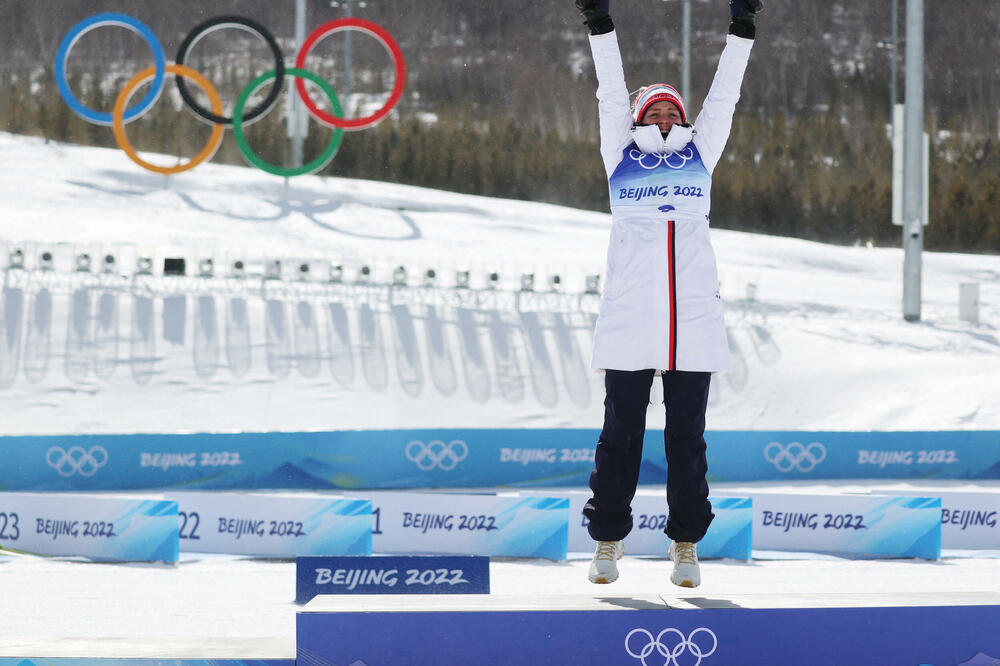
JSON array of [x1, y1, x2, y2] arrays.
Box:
[[55, 13, 405, 177]]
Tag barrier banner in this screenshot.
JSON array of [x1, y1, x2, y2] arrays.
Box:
[[0, 430, 596, 491], [295, 555, 490, 603], [523, 491, 752, 559], [0, 492, 177, 562], [874, 490, 1000, 551], [167, 492, 371, 557], [610, 495, 751, 560], [730, 493, 942, 558], [353, 491, 569, 560], [704, 431, 1000, 482], [3, 430, 1000, 492], [297, 595, 1000, 666]]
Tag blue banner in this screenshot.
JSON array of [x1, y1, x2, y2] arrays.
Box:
[[169, 493, 371, 557], [0, 493, 177, 562], [747, 494, 942, 558], [698, 497, 753, 560], [296, 555, 489, 603], [875, 489, 1000, 550], [297, 601, 1000, 666], [361, 491, 568, 560], [2, 430, 998, 491], [703, 431, 1000, 482], [554, 491, 752, 559]]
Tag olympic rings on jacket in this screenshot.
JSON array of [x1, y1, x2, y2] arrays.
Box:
[[54, 13, 406, 176], [628, 147, 696, 170]]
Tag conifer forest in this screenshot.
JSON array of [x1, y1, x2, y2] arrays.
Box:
[[2, 0, 999, 252]]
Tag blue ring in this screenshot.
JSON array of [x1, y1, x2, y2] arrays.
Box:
[[55, 13, 165, 126]]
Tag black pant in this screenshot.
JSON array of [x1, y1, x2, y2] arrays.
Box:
[[584, 369, 714, 543]]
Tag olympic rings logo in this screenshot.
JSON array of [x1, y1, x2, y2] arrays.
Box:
[[46, 446, 109, 478], [625, 627, 718, 666], [405, 440, 468, 472], [764, 441, 827, 473], [55, 13, 405, 177], [628, 147, 695, 170]]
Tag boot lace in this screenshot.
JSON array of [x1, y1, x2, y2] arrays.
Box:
[[595, 541, 620, 561], [674, 542, 697, 565]]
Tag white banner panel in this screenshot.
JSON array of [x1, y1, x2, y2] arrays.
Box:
[[729, 493, 941, 558], [0, 492, 177, 562], [523, 491, 751, 559], [167, 492, 371, 557], [350, 491, 569, 560], [874, 489, 1000, 550]]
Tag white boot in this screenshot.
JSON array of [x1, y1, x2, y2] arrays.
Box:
[[668, 541, 700, 588], [588, 540, 624, 584]]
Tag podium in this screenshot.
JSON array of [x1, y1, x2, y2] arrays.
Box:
[[298, 592, 1000, 666]]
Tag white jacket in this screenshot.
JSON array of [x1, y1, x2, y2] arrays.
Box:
[[589, 31, 753, 372]]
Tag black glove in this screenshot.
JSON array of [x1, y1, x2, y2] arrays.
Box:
[[729, 0, 763, 39], [575, 0, 614, 36]]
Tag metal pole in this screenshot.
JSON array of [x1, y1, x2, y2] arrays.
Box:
[[681, 0, 690, 104], [890, 0, 898, 113], [290, 0, 307, 168], [902, 0, 924, 321], [344, 0, 353, 111], [892, 104, 903, 227]]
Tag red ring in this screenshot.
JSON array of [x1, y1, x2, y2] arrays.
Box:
[[294, 18, 405, 130]]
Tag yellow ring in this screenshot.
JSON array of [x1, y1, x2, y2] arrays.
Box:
[[112, 63, 224, 175]]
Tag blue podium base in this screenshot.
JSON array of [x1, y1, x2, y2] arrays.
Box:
[[297, 593, 1000, 666], [4, 660, 290, 666], [0, 657, 295, 666]]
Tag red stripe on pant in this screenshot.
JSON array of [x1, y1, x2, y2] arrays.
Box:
[[667, 220, 677, 371]]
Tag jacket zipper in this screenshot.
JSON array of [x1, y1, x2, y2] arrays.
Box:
[[668, 220, 677, 371]]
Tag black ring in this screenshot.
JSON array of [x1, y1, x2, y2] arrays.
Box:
[[175, 15, 285, 126]]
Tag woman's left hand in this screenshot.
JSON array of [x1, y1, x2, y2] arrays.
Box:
[[729, 0, 763, 39]]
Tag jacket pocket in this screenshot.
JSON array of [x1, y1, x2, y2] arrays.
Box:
[[604, 222, 657, 302], [602, 224, 630, 301]]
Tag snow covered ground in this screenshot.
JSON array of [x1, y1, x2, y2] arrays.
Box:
[[1, 132, 999, 658], [3, 547, 1000, 658], [1, 132, 1000, 435]]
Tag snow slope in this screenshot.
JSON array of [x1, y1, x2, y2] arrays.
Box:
[[1, 131, 998, 435]]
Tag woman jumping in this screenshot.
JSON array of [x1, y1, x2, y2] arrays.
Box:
[[574, 0, 762, 588]]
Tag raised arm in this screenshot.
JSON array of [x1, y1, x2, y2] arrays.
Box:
[[693, 0, 762, 174], [576, 0, 633, 176]]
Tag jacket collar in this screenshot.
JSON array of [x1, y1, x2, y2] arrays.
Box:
[[630, 123, 694, 154]]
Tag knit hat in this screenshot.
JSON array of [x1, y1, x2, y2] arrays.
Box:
[[632, 84, 687, 124]]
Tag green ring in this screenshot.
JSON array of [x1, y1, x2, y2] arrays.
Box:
[[233, 67, 344, 177]]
